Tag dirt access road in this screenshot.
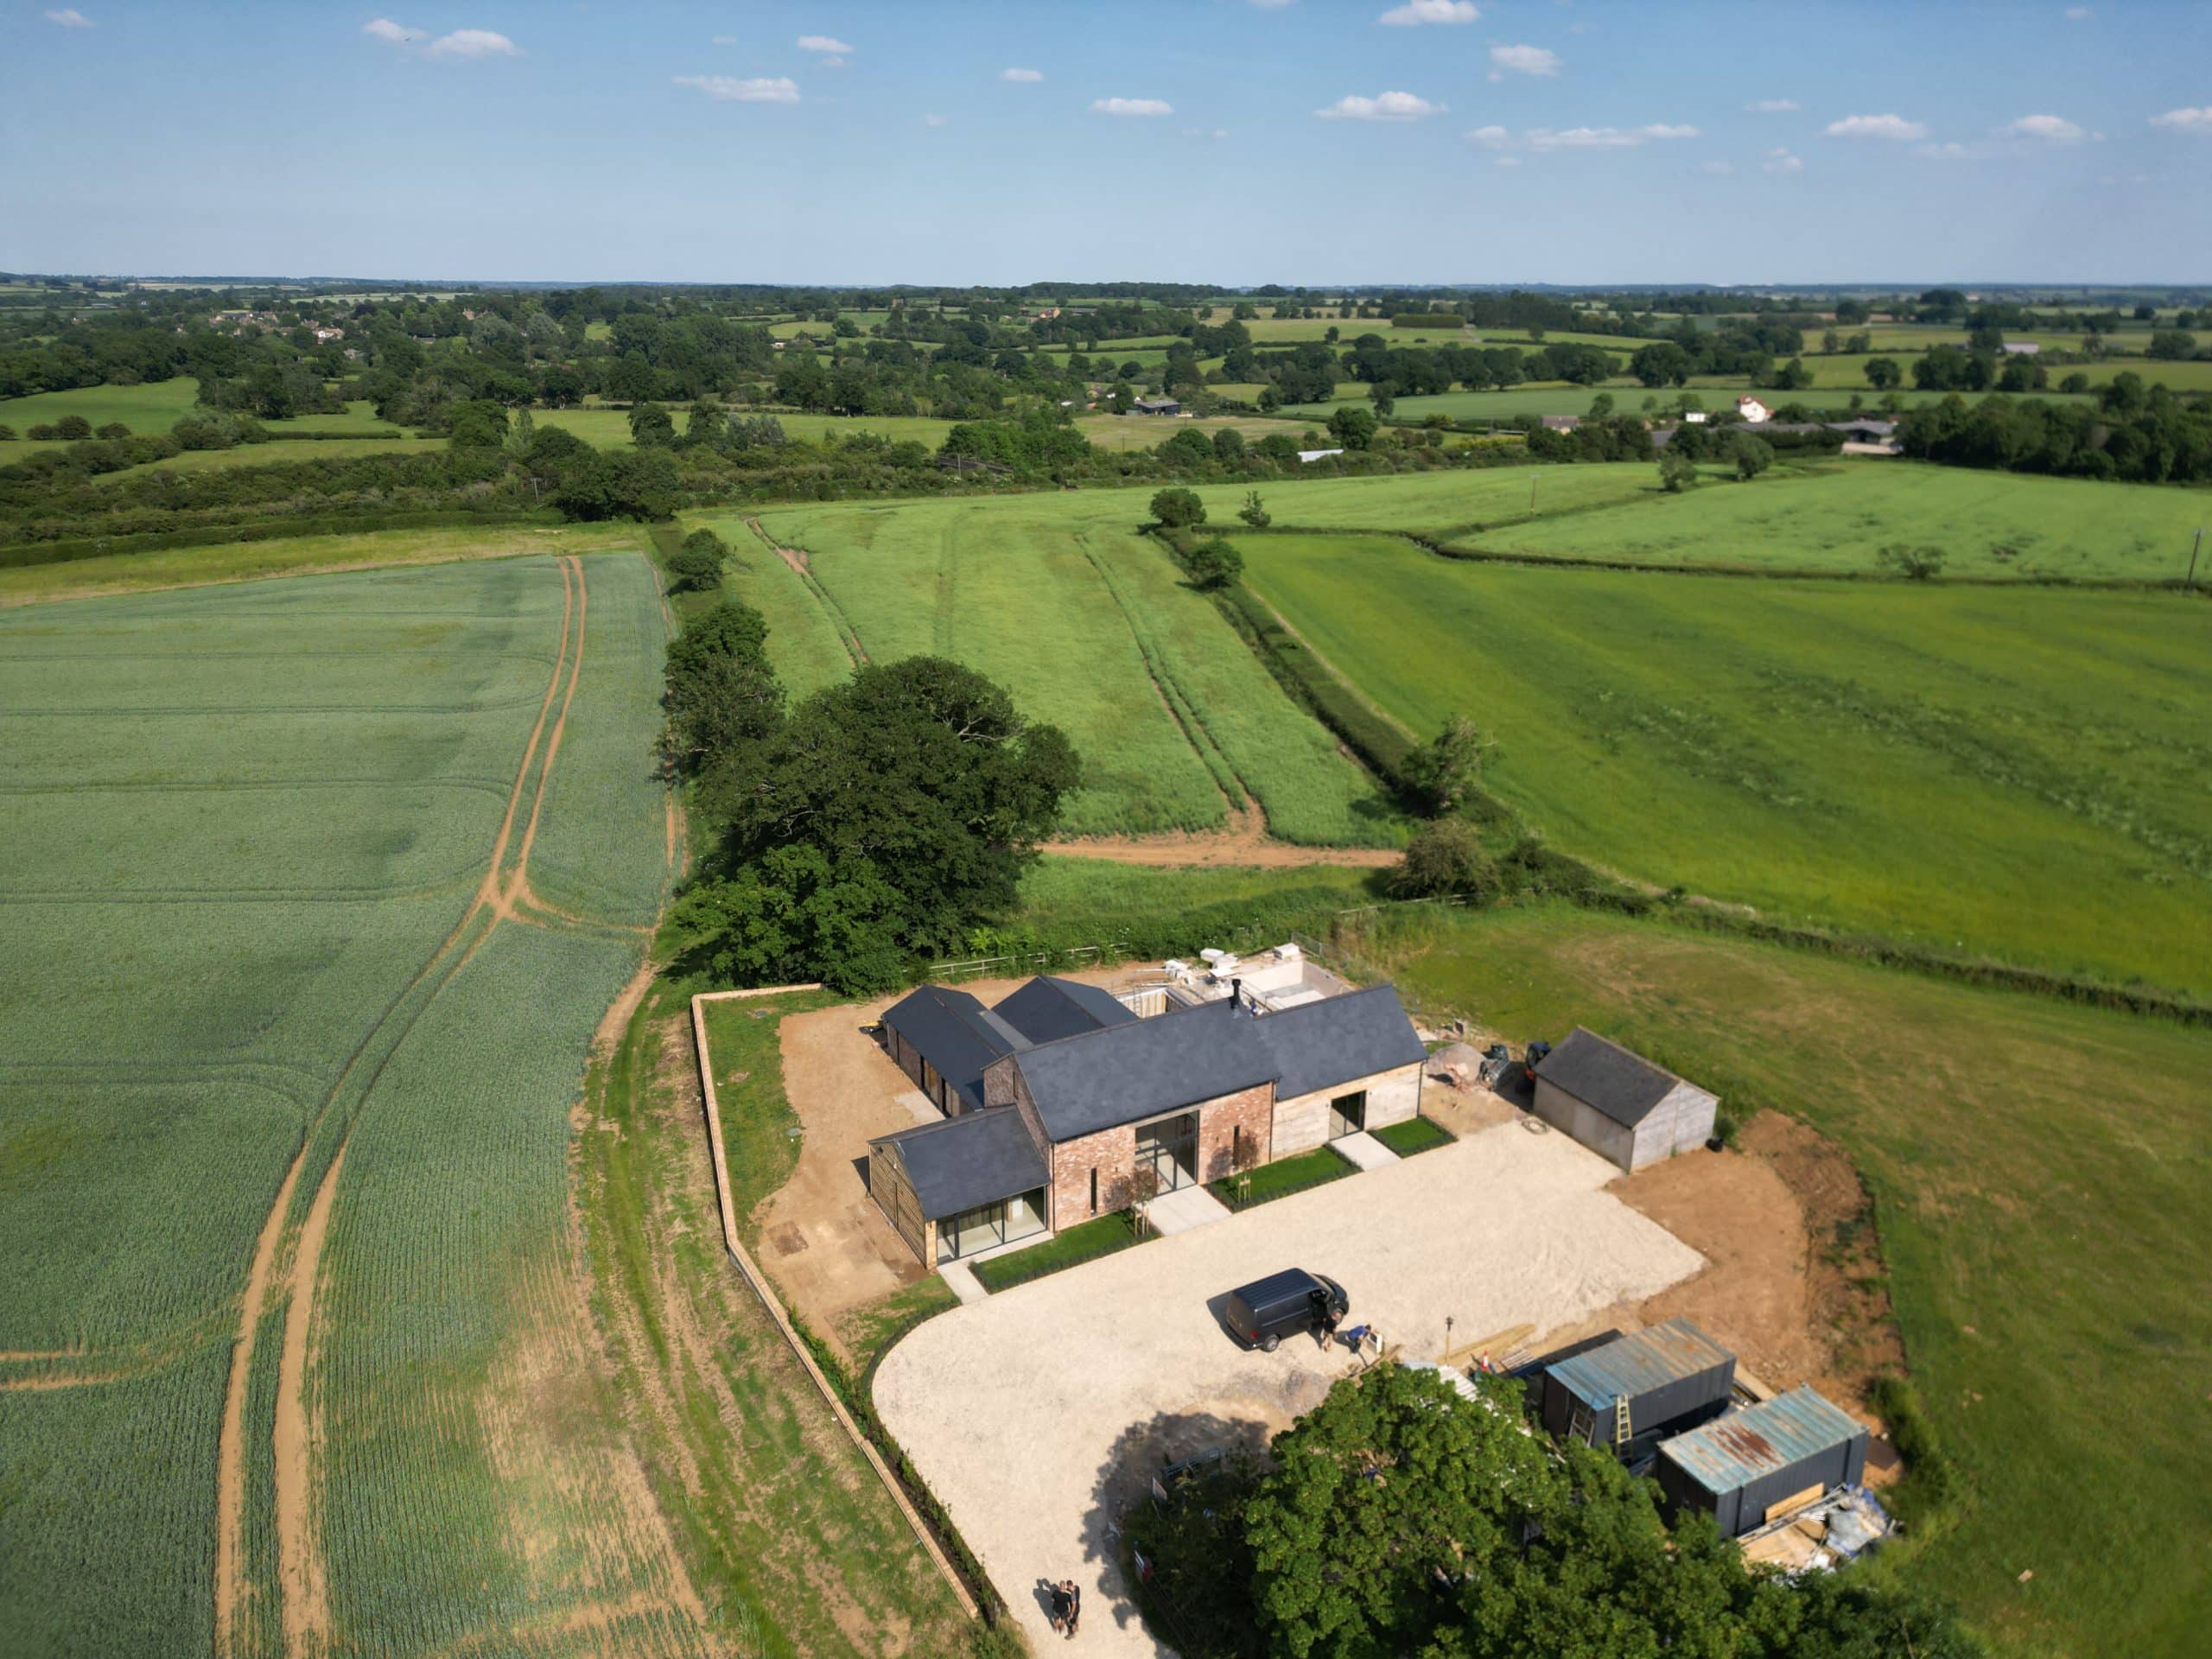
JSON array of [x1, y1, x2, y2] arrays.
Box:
[[874, 1122, 1704, 1657]]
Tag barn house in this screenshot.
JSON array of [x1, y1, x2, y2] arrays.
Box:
[[1657, 1387, 1871, 1537], [1529, 1027, 1718, 1172], [1536, 1318, 1736, 1452], [868, 967, 1426, 1266]]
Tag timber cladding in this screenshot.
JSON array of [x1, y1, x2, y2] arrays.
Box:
[[1271, 1061, 1423, 1160], [869, 1141, 933, 1263]]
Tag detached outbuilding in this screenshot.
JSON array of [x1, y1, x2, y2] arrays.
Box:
[[1529, 1027, 1717, 1172], [1537, 1317, 1735, 1452], [1658, 1387, 1871, 1537]]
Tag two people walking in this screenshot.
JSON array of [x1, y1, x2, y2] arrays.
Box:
[[1047, 1576, 1082, 1637]]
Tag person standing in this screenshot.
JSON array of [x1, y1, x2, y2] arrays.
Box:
[[1062, 1578, 1082, 1638]]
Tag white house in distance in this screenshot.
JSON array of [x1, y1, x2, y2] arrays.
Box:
[[1529, 1027, 1718, 1172], [1736, 395, 1772, 423]]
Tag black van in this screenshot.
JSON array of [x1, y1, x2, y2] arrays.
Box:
[[1224, 1268, 1349, 1352]]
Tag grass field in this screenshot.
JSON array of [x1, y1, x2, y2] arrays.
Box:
[[1461, 460, 2212, 582], [740, 493, 1405, 843], [1234, 533, 2212, 995], [1, 381, 410, 457], [0, 554, 693, 1652], [1370, 901, 2212, 1659], [1281, 384, 2111, 424], [0, 521, 638, 607]]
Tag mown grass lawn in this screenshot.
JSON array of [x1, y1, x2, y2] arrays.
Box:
[[1235, 532, 2212, 997], [1371, 901, 2212, 1659], [1210, 1144, 1357, 1210], [970, 1212, 1143, 1292], [1370, 1114, 1453, 1157]]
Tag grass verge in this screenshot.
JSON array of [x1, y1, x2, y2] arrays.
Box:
[[969, 1212, 1146, 1293], [1211, 1144, 1358, 1211], [1370, 1115, 1454, 1157]]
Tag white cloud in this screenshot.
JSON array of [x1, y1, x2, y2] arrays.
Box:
[[1493, 155, 1521, 167], [797, 35, 853, 54], [1525, 122, 1695, 149], [923, 112, 945, 127], [362, 17, 422, 45], [425, 28, 518, 60], [1764, 146, 1803, 173], [45, 7, 92, 25], [1745, 98, 1798, 113], [1702, 159, 1735, 175], [2150, 105, 2212, 133], [1379, 0, 1478, 23], [711, 34, 738, 46], [1472, 122, 1695, 152], [1183, 127, 1231, 139], [1917, 140, 1978, 162], [1488, 43, 1560, 77], [1316, 90, 1445, 121], [1001, 67, 1044, 82], [1249, 0, 1297, 8], [1825, 112, 1928, 140], [674, 74, 800, 104], [2063, 5, 2091, 16], [2008, 113, 2085, 142], [1091, 97, 1173, 116]]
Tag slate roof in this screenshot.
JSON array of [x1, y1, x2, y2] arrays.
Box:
[[1533, 1027, 1704, 1128], [873, 1108, 1049, 1221], [994, 976, 1137, 1047], [879, 984, 1023, 1112], [1009, 984, 1426, 1142], [1658, 1388, 1867, 1496], [1548, 1318, 1734, 1410]]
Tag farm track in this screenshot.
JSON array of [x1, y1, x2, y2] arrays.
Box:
[[214, 554, 639, 1659], [743, 516, 869, 666]]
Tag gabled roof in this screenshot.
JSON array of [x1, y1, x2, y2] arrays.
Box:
[[1533, 1027, 1704, 1128], [1548, 1318, 1733, 1410], [993, 976, 1136, 1047], [880, 984, 1024, 1111], [872, 1108, 1048, 1221], [1658, 1388, 1866, 1495], [1007, 983, 1426, 1142]]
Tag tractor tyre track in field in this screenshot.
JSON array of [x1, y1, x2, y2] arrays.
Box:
[[744, 516, 869, 666], [216, 555, 589, 1659]]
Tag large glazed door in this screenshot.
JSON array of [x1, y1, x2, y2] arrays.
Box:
[[1328, 1090, 1368, 1140], [1135, 1112, 1198, 1192]]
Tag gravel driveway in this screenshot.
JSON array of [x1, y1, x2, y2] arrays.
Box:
[[874, 1121, 1705, 1656]]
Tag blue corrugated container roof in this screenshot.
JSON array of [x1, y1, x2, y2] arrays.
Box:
[[1549, 1318, 1731, 1409], [1659, 1387, 1866, 1494]]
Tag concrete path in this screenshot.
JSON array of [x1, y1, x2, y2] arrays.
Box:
[[938, 1260, 987, 1306], [1147, 1183, 1233, 1236], [1331, 1130, 1399, 1171], [875, 1121, 1705, 1658]]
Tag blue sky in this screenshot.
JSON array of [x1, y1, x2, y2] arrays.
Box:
[[3, 0, 2209, 284]]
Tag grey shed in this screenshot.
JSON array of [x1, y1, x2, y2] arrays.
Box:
[[1538, 1318, 1735, 1450], [1657, 1387, 1871, 1536], [1529, 1027, 1718, 1171]]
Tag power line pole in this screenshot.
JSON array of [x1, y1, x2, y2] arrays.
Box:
[[2189, 527, 2203, 591]]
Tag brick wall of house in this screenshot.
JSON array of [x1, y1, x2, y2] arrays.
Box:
[[1046, 1123, 1136, 1228], [1196, 1084, 1275, 1185]]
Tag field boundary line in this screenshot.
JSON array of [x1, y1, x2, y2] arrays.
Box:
[[743, 516, 870, 666], [687, 989, 981, 1621]]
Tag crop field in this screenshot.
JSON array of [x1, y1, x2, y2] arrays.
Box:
[[1374, 901, 2211, 1658], [0, 554, 708, 1653], [743, 493, 1405, 843], [1234, 533, 2212, 995], [0, 521, 637, 607], [1464, 460, 2212, 582], [1, 382, 410, 457]]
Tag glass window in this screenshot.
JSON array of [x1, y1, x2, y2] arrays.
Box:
[[1328, 1090, 1368, 1139], [1004, 1186, 1047, 1243]]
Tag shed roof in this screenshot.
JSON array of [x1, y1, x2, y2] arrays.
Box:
[[1658, 1388, 1866, 1496], [994, 976, 1136, 1047], [880, 984, 1023, 1111], [872, 1108, 1048, 1221], [1533, 1027, 1704, 1128], [1548, 1318, 1733, 1410], [1258, 985, 1428, 1102]]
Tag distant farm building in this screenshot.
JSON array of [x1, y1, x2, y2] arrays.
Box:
[[1529, 1027, 1717, 1171], [1736, 395, 1772, 423], [1657, 1387, 1871, 1537], [2000, 341, 2042, 355], [1131, 397, 1182, 416]]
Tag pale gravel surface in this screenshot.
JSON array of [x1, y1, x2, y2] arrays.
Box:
[[874, 1121, 1706, 1656]]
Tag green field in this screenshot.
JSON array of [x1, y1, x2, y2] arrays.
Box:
[[0, 554, 690, 1653], [1373, 902, 2212, 1659], [742, 493, 1405, 843], [1234, 531, 2211, 995], [0, 521, 637, 607], [1461, 460, 2212, 582], [1, 381, 410, 457]]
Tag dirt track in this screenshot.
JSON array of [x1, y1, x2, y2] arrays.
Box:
[[1042, 799, 1402, 869]]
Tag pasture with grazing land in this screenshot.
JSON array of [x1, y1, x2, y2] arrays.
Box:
[[1233, 529, 2211, 996]]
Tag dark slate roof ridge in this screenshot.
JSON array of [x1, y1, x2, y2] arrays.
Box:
[[1533, 1026, 1692, 1126], [1013, 988, 1234, 1055], [870, 1102, 1027, 1149]]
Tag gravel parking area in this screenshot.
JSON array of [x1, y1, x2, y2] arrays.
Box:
[[874, 1120, 1705, 1656]]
